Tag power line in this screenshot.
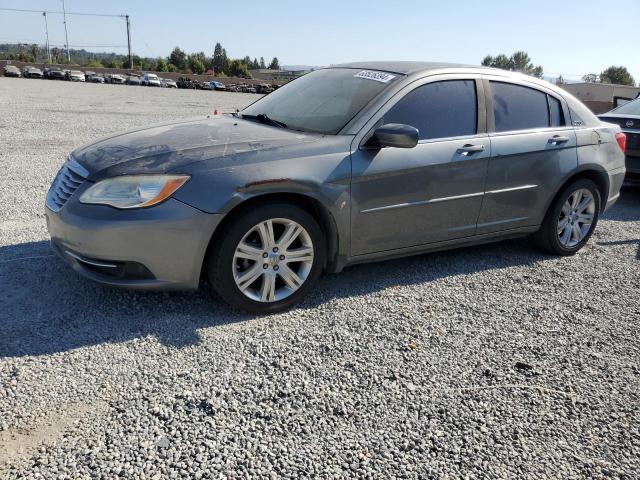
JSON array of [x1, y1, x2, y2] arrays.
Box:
[[0, 7, 125, 18]]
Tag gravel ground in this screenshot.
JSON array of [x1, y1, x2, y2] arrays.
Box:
[[0, 77, 639, 479]]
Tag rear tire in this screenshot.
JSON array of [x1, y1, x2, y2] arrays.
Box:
[[534, 179, 601, 255], [207, 203, 326, 314]]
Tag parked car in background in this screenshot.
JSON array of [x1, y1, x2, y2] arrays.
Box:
[[88, 74, 105, 83], [23, 66, 44, 79], [66, 70, 86, 82], [177, 77, 197, 89], [255, 83, 274, 94], [209, 80, 226, 91], [44, 62, 627, 313], [44, 67, 66, 80], [126, 75, 142, 85], [142, 73, 161, 87], [599, 97, 640, 183], [106, 74, 126, 84], [84, 71, 96, 79], [160, 78, 177, 88], [3, 65, 21, 77]]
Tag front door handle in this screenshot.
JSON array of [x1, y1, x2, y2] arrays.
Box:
[[457, 144, 485, 156], [548, 135, 570, 145]]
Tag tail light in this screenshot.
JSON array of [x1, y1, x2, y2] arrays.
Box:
[[615, 132, 626, 153]]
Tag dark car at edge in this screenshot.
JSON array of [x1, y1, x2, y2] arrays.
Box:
[[599, 97, 640, 183]]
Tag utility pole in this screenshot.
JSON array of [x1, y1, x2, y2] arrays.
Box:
[[61, 0, 70, 62], [125, 15, 132, 71], [43, 12, 51, 63]]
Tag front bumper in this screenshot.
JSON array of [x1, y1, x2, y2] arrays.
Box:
[[46, 195, 223, 290]]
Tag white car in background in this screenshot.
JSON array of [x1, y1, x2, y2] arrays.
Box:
[[160, 78, 177, 88], [142, 73, 161, 87], [66, 70, 86, 82]]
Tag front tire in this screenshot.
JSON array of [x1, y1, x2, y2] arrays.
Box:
[[208, 203, 326, 313], [534, 179, 601, 255]]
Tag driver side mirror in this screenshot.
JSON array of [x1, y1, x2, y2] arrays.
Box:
[[365, 123, 419, 149]]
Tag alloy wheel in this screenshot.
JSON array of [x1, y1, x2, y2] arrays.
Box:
[[557, 188, 595, 248], [232, 218, 314, 302]]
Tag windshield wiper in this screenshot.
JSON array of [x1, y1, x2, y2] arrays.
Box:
[[240, 113, 287, 129]]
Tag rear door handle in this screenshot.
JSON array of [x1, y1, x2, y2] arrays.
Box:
[[457, 144, 485, 156], [548, 135, 570, 145]]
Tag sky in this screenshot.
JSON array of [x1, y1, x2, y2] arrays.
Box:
[[1, 0, 638, 82]]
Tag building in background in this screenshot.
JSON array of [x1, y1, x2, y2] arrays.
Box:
[[562, 82, 640, 114]]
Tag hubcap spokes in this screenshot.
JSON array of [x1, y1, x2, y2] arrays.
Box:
[[557, 188, 595, 247], [233, 218, 314, 303]]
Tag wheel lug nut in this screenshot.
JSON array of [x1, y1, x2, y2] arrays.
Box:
[[262, 252, 268, 258], [279, 255, 285, 260], [273, 265, 279, 271], [262, 264, 268, 269], [273, 247, 279, 253]]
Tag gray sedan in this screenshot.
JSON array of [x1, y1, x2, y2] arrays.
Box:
[[45, 62, 626, 313]]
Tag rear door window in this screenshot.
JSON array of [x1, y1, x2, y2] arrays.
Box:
[[384, 80, 477, 140], [491, 81, 550, 132]]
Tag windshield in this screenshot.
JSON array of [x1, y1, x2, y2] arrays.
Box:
[[241, 68, 400, 134], [611, 98, 640, 116], [147, 75, 158, 79]]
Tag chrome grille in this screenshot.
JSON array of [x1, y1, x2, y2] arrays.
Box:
[[46, 158, 89, 212]]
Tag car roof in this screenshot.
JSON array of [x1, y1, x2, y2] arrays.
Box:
[[330, 61, 474, 75]]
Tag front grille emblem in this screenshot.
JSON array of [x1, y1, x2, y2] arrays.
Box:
[[626, 120, 635, 128]]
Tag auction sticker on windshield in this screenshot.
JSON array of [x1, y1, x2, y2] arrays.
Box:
[[353, 70, 396, 83]]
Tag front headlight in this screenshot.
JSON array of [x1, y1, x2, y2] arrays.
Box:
[[79, 175, 189, 209]]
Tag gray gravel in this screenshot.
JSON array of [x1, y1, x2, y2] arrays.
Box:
[[1, 77, 639, 479]]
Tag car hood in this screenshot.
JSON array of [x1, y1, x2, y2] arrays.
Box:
[[72, 115, 323, 181]]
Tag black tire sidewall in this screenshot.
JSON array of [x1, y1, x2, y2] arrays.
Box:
[[545, 179, 601, 255], [208, 203, 326, 313]]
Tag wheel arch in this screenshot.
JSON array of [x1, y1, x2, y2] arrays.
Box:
[[542, 167, 609, 222], [202, 192, 343, 281]]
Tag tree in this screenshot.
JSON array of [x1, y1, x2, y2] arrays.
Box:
[[555, 75, 565, 86], [212, 42, 227, 75], [268, 57, 280, 70], [169, 47, 188, 71], [482, 54, 510, 70], [252, 57, 259, 69], [51, 47, 60, 63], [122, 54, 140, 70], [242, 55, 251, 66], [481, 51, 543, 78], [30, 44, 39, 62], [188, 55, 205, 74], [599, 66, 635, 86], [259, 56, 266, 69], [86, 59, 104, 68], [227, 59, 250, 77], [582, 73, 598, 83], [155, 57, 167, 72], [166, 63, 177, 72], [104, 58, 122, 69]]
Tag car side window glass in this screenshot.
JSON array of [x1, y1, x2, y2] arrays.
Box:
[[384, 80, 477, 141], [548, 95, 564, 127], [491, 81, 549, 132]]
